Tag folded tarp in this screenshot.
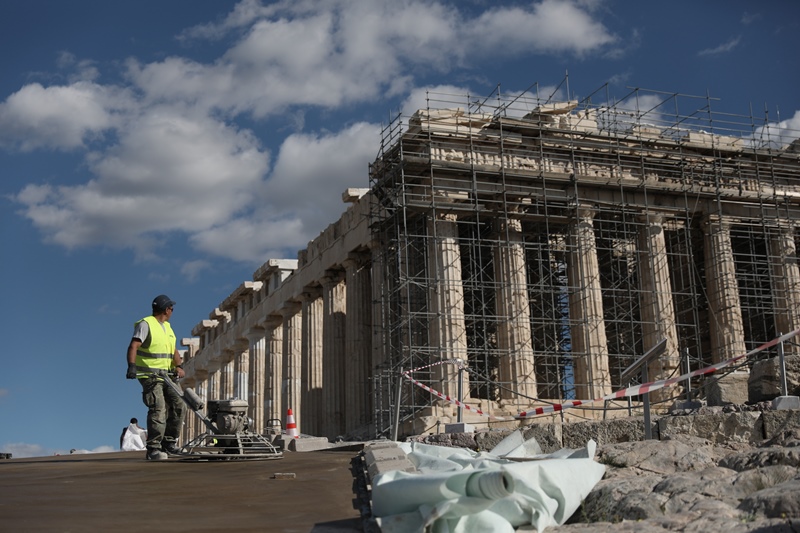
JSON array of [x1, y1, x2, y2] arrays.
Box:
[[372, 432, 605, 532]]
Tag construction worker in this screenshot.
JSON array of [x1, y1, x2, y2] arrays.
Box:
[[126, 294, 186, 461]]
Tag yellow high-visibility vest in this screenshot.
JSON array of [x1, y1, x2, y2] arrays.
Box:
[[135, 315, 176, 379]]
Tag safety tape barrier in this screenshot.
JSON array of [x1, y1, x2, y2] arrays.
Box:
[[401, 359, 511, 420], [401, 327, 800, 421]]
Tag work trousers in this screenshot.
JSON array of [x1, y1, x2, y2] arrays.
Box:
[[139, 376, 186, 450]]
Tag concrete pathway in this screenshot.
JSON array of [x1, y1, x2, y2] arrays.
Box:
[[0, 448, 364, 532]]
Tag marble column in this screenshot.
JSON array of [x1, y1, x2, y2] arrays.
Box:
[[703, 215, 747, 363], [264, 316, 284, 427], [221, 352, 235, 400], [769, 223, 800, 355], [189, 378, 202, 439], [180, 374, 196, 443], [300, 287, 323, 437], [703, 215, 748, 405], [567, 205, 612, 400], [637, 214, 681, 402], [370, 242, 390, 437], [246, 328, 266, 434], [233, 342, 249, 402], [281, 302, 303, 432], [207, 366, 220, 404], [344, 253, 372, 435], [322, 270, 347, 438], [494, 214, 537, 401], [427, 212, 468, 399]]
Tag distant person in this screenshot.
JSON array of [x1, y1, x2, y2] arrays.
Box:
[[120, 418, 148, 451], [125, 295, 186, 461]]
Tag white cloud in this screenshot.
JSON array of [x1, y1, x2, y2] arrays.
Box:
[[400, 84, 470, 118], [191, 121, 381, 263], [14, 107, 270, 257], [465, 0, 616, 56], [5, 0, 618, 266], [151, 0, 617, 119], [751, 109, 800, 149], [0, 442, 115, 458], [741, 12, 760, 25], [0, 82, 129, 151], [697, 36, 741, 56], [181, 260, 212, 282]]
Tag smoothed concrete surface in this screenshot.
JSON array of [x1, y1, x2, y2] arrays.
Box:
[[0, 449, 363, 532]]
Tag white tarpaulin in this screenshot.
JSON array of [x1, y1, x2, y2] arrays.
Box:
[[371, 432, 605, 532], [121, 423, 147, 451]]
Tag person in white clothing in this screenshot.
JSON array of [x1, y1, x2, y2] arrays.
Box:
[[120, 417, 148, 451]]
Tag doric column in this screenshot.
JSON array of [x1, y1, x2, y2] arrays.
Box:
[[233, 341, 249, 402], [427, 212, 468, 399], [344, 253, 372, 435], [322, 270, 347, 438], [281, 302, 303, 431], [567, 205, 612, 400], [637, 214, 681, 402], [769, 223, 800, 355], [220, 351, 235, 400], [370, 242, 388, 371], [494, 213, 537, 401], [300, 287, 323, 437], [369, 242, 390, 437], [205, 351, 224, 402], [207, 366, 220, 403], [264, 316, 284, 428], [703, 215, 747, 363], [180, 372, 197, 443], [185, 373, 207, 441], [246, 327, 266, 434]]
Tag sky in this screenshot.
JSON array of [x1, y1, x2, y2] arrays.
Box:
[[1, 0, 799, 458]]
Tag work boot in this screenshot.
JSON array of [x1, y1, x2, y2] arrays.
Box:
[[146, 448, 168, 461], [161, 442, 184, 456]]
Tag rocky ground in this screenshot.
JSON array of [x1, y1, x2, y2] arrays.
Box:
[[404, 403, 800, 532]]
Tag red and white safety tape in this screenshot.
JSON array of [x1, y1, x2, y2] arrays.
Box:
[[401, 327, 800, 420]]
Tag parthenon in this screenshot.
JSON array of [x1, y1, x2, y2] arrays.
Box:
[[180, 84, 800, 443]]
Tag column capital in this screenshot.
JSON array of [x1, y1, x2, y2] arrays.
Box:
[[279, 301, 302, 317], [299, 285, 323, 301], [343, 251, 370, 270], [573, 203, 596, 221], [232, 339, 249, 352], [433, 211, 458, 222], [321, 269, 345, 287], [636, 212, 665, 225], [258, 313, 283, 330], [702, 213, 739, 233], [245, 326, 266, 342], [773, 219, 798, 234]]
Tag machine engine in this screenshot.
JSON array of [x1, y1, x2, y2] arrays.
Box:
[[206, 399, 251, 435]]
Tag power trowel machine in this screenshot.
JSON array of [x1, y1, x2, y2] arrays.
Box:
[[158, 371, 283, 461]]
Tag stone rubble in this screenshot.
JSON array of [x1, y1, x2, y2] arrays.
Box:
[[389, 404, 800, 532]]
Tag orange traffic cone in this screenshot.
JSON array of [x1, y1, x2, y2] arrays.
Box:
[[285, 408, 299, 439]]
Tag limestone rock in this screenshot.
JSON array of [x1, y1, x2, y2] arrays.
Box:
[[738, 475, 800, 518], [562, 417, 650, 449], [719, 446, 800, 471], [749, 354, 800, 402], [658, 411, 763, 444], [595, 437, 726, 476]]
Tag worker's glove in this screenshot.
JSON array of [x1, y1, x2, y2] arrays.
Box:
[[126, 363, 137, 380]]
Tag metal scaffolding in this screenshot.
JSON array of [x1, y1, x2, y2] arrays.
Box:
[[367, 80, 800, 437]]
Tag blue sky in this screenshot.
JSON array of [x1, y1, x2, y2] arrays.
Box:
[[1, 0, 798, 458]]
